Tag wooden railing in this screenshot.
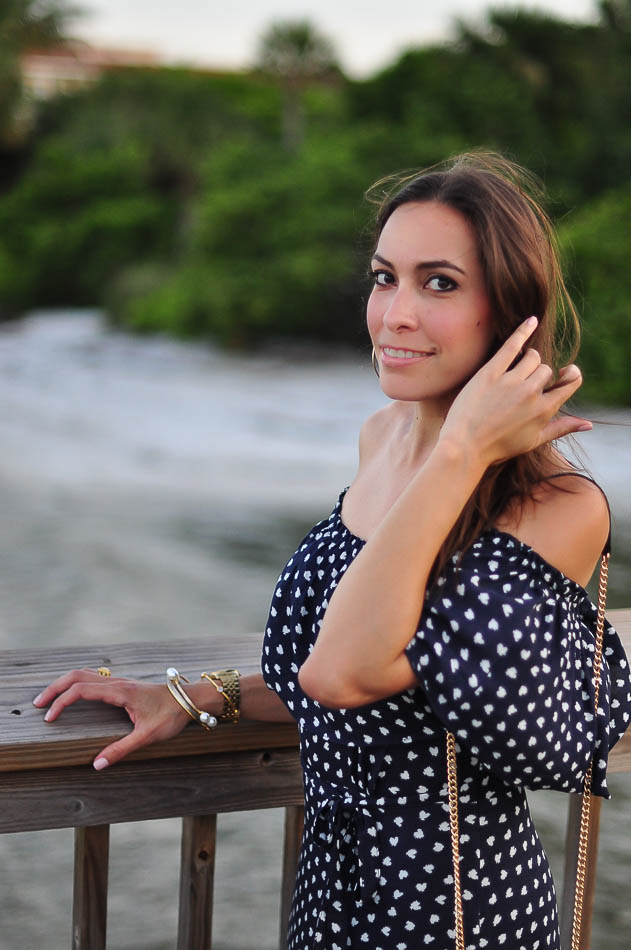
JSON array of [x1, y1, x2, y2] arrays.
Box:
[[1, 620, 630, 950]]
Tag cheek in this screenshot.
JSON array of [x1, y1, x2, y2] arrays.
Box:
[[366, 291, 382, 338]]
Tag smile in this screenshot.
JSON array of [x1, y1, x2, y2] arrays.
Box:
[[380, 346, 434, 364]]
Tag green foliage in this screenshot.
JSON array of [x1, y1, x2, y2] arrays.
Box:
[[0, 141, 173, 312], [560, 186, 631, 404], [36, 68, 283, 194], [3, 6, 631, 400], [110, 136, 371, 345]]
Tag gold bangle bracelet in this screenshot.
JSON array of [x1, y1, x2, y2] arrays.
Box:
[[200, 669, 240, 724], [166, 667, 217, 731]]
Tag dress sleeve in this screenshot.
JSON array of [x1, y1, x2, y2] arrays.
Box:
[[404, 534, 631, 799]]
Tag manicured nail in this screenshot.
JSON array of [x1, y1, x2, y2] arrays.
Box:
[[526, 316, 538, 327], [577, 422, 592, 432], [44, 710, 53, 722], [93, 757, 109, 771], [32, 693, 44, 706]]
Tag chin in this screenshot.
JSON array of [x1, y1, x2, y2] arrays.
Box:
[[378, 377, 458, 404]]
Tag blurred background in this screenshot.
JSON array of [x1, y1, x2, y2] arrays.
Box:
[[1, 1, 630, 947]]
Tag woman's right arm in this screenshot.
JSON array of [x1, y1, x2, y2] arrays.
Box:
[[33, 670, 294, 769]]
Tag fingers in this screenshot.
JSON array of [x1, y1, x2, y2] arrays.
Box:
[[93, 727, 149, 770], [33, 668, 106, 708], [43, 680, 127, 723], [538, 366, 590, 442], [490, 316, 538, 375], [541, 365, 584, 415], [541, 413, 592, 442], [516, 349, 548, 382], [544, 364, 582, 393]]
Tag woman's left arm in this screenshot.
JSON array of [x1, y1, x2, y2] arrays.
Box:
[[298, 319, 587, 708]]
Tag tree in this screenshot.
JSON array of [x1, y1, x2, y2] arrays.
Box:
[[255, 19, 341, 150], [0, 0, 76, 144], [599, 0, 631, 31]]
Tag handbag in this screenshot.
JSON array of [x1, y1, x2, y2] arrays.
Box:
[[445, 549, 610, 950]]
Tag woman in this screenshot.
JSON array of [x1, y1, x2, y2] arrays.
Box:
[[34, 152, 631, 950]]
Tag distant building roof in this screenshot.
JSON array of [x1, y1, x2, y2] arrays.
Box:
[[21, 42, 162, 99]]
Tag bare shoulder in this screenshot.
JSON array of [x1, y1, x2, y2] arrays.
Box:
[[496, 471, 610, 588], [358, 401, 405, 464]]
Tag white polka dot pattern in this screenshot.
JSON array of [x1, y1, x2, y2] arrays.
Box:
[[261, 486, 631, 949]]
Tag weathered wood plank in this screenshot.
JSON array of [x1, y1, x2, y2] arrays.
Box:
[[72, 824, 110, 950], [178, 814, 217, 950], [596, 607, 631, 773], [280, 805, 304, 950], [2, 620, 629, 772], [560, 793, 603, 950], [0, 748, 303, 834], [0, 634, 299, 772], [0, 719, 300, 774]]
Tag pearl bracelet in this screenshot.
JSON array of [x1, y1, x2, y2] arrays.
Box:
[[166, 667, 217, 730]]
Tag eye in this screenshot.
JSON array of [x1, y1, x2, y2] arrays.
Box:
[[370, 269, 394, 287], [425, 274, 458, 292]]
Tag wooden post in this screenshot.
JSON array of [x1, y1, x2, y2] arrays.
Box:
[[279, 804, 304, 950], [72, 824, 110, 950], [177, 814, 217, 950], [560, 792, 603, 950]]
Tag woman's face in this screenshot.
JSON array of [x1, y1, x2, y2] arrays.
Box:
[[367, 200, 496, 406]]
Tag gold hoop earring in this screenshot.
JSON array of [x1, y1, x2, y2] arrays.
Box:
[[371, 346, 380, 378]]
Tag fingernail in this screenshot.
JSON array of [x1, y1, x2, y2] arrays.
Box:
[[93, 757, 109, 771], [526, 316, 538, 327], [32, 693, 44, 706], [44, 710, 52, 722], [577, 422, 592, 432]]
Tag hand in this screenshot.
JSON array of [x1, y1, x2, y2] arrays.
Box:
[[438, 317, 591, 469], [33, 669, 196, 769]]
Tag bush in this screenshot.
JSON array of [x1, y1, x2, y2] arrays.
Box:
[[0, 141, 174, 313], [112, 135, 376, 345], [560, 186, 631, 404]]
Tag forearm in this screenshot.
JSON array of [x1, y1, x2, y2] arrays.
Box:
[[186, 672, 295, 723], [298, 440, 485, 707]]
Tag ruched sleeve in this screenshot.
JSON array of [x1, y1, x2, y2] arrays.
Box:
[[404, 532, 631, 799]]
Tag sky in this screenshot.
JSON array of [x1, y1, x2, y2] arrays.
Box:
[[68, 0, 599, 77]]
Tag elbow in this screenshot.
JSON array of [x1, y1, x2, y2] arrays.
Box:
[[297, 660, 371, 709]]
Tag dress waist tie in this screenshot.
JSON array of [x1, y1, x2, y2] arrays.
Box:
[[313, 794, 382, 907]]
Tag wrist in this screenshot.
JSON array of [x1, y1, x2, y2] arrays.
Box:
[[433, 435, 487, 482], [186, 680, 223, 718]]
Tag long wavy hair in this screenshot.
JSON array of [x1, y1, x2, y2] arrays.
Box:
[[367, 151, 581, 582]]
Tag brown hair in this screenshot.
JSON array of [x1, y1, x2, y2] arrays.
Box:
[[368, 151, 581, 581]]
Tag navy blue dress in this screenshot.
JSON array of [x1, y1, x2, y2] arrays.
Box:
[[261, 486, 631, 950]]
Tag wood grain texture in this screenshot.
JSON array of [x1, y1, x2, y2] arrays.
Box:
[[280, 805, 304, 950], [2, 618, 629, 772], [72, 824, 110, 950], [0, 748, 304, 833], [604, 609, 631, 772], [178, 815, 217, 950], [0, 634, 298, 772]]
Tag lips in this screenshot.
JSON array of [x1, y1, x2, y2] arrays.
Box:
[[380, 345, 434, 358]]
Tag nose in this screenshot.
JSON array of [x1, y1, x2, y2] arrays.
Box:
[[381, 286, 421, 333]]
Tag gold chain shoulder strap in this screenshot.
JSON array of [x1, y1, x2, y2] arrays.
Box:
[[446, 731, 466, 950], [446, 551, 610, 950], [570, 551, 609, 949]]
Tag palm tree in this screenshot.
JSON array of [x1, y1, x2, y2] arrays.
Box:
[[256, 19, 340, 150]]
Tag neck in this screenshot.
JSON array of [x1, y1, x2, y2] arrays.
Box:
[[398, 396, 453, 469]]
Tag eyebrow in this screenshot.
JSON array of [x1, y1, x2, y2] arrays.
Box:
[[371, 253, 466, 276]]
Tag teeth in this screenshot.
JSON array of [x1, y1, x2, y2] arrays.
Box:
[[383, 347, 427, 358]]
